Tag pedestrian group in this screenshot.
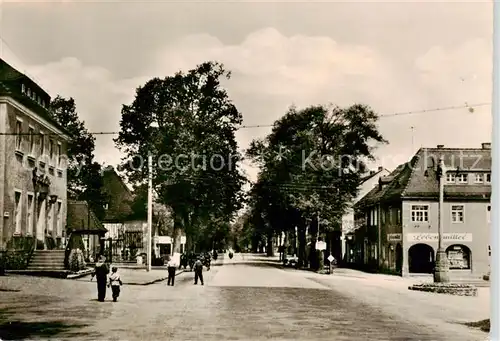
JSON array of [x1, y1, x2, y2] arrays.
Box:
[[91, 255, 123, 302]]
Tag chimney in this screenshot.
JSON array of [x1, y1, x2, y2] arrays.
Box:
[[370, 170, 375, 175], [437, 144, 444, 149], [378, 166, 383, 171], [482, 142, 491, 149]]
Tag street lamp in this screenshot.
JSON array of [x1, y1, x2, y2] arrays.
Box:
[[146, 121, 159, 272], [434, 156, 449, 283]]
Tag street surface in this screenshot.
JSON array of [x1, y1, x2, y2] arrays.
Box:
[[0, 253, 489, 340]]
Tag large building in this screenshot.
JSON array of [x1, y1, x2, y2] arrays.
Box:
[[353, 144, 491, 278], [341, 166, 390, 264], [0, 58, 70, 251]]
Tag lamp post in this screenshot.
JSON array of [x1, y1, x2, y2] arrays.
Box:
[[147, 121, 159, 272], [434, 156, 449, 283], [147, 152, 153, 272]]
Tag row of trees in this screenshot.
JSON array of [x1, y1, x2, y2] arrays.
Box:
[[53, 60, 387, 258], [233, 104, 387, 269]]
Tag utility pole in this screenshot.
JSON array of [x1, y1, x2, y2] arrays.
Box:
[[147, 153, 153, 272], [490, 1, 499, 338], [434, 156, 449, 282]]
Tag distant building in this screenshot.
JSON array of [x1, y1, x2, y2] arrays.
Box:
[[353, 144, 491, 278], [66, 200, 107, 261], [341, 166, 390, 263], [100, 167, 186, 261], [0, 58, 71, 251]]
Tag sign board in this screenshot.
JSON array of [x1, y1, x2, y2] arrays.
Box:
[[327, 255, 334, 263], [316, 241, 327, 250], [406, 233, 472, 243], [180, 236, 187, 244], [157, 236, 172, 244], [387, 233, 402, 242]]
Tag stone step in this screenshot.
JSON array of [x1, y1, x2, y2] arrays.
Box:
[[29, 261, 65, 266], [27, 266, 66, 271], [32, 256, 65, 260]]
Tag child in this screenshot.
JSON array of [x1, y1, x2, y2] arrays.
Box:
[[108, 267, 123, 302]]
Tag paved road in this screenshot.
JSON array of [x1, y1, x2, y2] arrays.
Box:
[[0, 254, 487, 340]]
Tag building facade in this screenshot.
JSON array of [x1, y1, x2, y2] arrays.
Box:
[[0, 58, 70, 251], [353, 144, 491, 278], [341, 166, 390, 263]]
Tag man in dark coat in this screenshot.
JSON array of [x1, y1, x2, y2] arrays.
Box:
[[91, 255, 109, 301], [193, 257, 204, 285]]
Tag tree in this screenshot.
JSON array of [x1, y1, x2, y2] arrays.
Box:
[[247, 104, 386, 268], [49, 96, 107, 220], [115, 61, 246, 252]]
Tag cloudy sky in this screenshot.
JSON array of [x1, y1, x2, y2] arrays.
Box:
[[0, 0, 493, 182]]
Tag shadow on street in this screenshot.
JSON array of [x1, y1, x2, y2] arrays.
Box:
[[0, 309, 90, 340]]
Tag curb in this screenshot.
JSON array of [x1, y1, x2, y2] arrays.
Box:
[[73, 269, 187, 286], [67, 268, 94, 279]]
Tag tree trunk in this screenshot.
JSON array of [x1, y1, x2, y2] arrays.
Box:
[[266, 232, 274, 257], [297, 224, 307, 268], [309, 218, 319, 271]]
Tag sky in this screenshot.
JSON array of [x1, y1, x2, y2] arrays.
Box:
[[0, 0, 493, 183]]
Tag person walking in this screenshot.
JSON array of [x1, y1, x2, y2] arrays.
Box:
[[108, 266, 123, 302], [91, 255, 109, 302], [193, 257, 204, 285], [167, 256, 177, 286]]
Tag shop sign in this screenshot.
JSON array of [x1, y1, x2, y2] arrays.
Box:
[[406, 233, 472, 243], [387, 233, 402, 242]]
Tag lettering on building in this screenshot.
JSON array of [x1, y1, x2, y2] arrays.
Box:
[[406, 233, 473, 243]]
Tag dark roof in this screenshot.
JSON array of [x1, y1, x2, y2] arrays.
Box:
[[67, 200, 107, 234], [101, 167, 135, 222], [360, 168, 390, 183], [355, 147, 492, 209], [0, 58, 72, 139]]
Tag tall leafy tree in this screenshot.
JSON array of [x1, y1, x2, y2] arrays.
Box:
[[247, 104, 386, 268], [115, 61, 246, 251], [49, 96, 107, 220]]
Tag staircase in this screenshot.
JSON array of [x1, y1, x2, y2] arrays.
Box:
[[26, 250, 67, 275]]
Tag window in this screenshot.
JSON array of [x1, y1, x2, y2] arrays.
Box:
[[456, 174, 468, 183], [373, 208, 378, 226], [14, 191, 22, 234], [475, 173, 484, 183], [486, 173, 491, 183], [57, 143, 62, 167], [41, 100, 46, 108], [488, 205, 491, 223], [446, 173, 456, 183], [40, 131, 45, 155], [27, 194, 34, 235], [446, 244, 471, 270], [451, 205, 464, 223], [396, 208, 401, 224], [47, 203, 54, 235], [388, 206, 393, 224], [411, 205, 429, 222], [21, 84, 25, 93], [15, 119, 22, 150], [56, 201, 62, 237], [27, 88, 31, 97], [49, 140, 54, 160], [381, 208, 385, 224], [28, 126, 35, 155]]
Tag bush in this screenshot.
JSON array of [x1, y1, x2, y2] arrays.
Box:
[[68, 249, 86, 272], [4, 251, 28, 270]]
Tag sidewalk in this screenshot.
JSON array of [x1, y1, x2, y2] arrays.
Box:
[[73, 266, 185, 285], [301, 268, 489, 331]]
